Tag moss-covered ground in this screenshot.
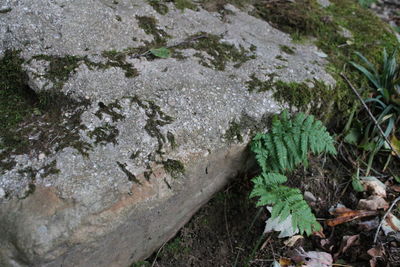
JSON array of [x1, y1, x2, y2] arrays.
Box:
[[251, 0, 398, 122]]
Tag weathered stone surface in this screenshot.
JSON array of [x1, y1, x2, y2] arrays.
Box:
[[0, 1, 334, 266]]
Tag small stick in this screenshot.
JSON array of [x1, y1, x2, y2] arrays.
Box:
[[373, 195, 400, 243], [340, 73, 400, 161], [151, 241, 167, 267]]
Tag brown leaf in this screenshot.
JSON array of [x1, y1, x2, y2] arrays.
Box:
[[334, 235, 359, 259], [361, 177, 387, 198], [357, 196, 389, 211], [329, 205, 353, 215], [367, 246, 384, 258], [279, 257, 293, 267], [391, 185, 400, 192], [385, 213, 400, 232], [290, 248, 332, 267], [326, 208, 378, 227], [368, 245, 385, 267]]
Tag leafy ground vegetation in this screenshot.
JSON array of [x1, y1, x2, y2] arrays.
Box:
[[132, 0, 400, 266]]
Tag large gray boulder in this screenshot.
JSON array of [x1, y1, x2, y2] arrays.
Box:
[[0, 1, 334, 266]]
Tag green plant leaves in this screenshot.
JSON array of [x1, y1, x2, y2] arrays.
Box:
[[149, 47, 171, 58], [250, 111, 335, 236]]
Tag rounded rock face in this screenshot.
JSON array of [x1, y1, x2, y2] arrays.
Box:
[[0, 0, 334, 266]]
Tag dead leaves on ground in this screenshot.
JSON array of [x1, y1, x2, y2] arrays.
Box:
[[273, 248, 333, 267]]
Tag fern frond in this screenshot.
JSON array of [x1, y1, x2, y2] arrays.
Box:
[[249, 110, 335, 236], [250, 111, 336, 174]]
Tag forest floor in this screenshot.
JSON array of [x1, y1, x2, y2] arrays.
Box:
[[133, 152, 400, 266]]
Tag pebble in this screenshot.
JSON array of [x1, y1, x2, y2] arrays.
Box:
[[38, 153, 46, 160], [304, 191, 317, 202]]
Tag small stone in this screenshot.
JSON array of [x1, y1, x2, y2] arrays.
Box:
[[0, 187, 5, 199], [304, 191, 317, 202], [38, 153, 46, 160]]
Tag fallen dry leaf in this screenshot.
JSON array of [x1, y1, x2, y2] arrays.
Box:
[[384, 213, 400, 233], [361, 177, 387, 198], [326, 208, 378, 227], [334, 235, 359, 259], [290, 248, 332, 267], [279, 257, 293, 267], [367, 246, 384, 258], [284, 235, 304, 247], [368, 246, 385, 267], [391, 185, 400, 192], [329, 204, 353, 215], [357, 195, 389, 211]]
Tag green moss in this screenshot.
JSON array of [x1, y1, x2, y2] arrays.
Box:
[[130, 150, 141, 159], [246, 73, 277, 93], [32, 51, 138, 85], [162, 159, 185, 178], [224, 121, 243, 143], [275, 55, 288, 62], [42, 160, 61, 177], [117, 161, 142, 184], [126, 96, 174, 152], [176, 33, 256, 71], [99, 50, 139, 77], [279, 45, 296, 55], [95, 100, 125, 122], [273, 79, 335, 119], [31, 54, 83, 89], [0, 51, 93, 172], [0, 50, 31, 131], [147, 0, 169, 14], [223, 113, 272, 144], [16, 160, 59, 198], [136, 16, 170, 46], [173, 0, 197, 10], [199, 0, 253, 12], [167, 131, 177, 149], [252, 0, 398, 122], [0, 8, 12, 13], [87, 124, 119, 145]]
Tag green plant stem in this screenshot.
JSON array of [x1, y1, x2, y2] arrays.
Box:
[[340, 73, 400, 161]]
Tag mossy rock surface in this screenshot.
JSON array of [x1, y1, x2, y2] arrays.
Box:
[[0, 0, 396, 266]]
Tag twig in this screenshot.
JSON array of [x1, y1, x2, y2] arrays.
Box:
[[374, 195, 400, 244], [151, 241, 167, 267], [340, 73, 400, 161]]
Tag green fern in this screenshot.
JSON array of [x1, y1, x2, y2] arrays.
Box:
[[250, 110, 336, 173], [250, 111, 336, 236]]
